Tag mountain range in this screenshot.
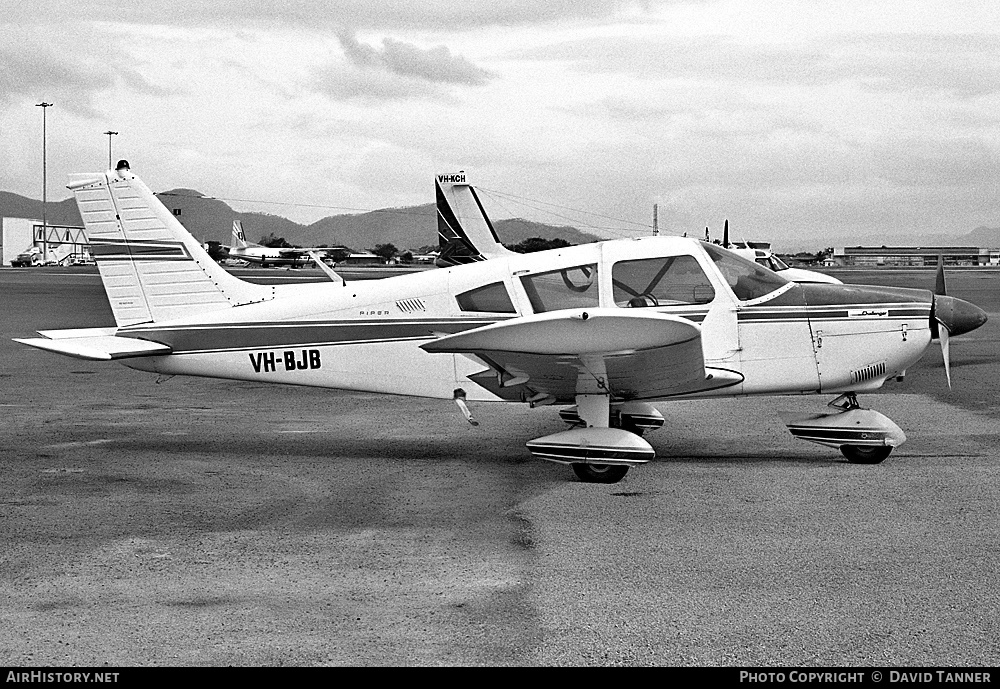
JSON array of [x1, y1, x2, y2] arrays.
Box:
[[1, 189, 996, 253], [0, 189, 601, 252]]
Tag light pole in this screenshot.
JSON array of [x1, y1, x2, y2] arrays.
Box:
[[104, 130, 118, 169], [36, 102, 52, 259]]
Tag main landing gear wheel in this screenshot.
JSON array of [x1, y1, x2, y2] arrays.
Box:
[[572, 463, 630, 484], [840, 445, 892, 464]]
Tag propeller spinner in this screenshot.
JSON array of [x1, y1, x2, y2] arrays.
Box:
[[930, 257, 988, 388]]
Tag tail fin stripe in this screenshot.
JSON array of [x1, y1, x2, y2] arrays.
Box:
[[90, 239, 190, 260], [469, 186, 503, 245]]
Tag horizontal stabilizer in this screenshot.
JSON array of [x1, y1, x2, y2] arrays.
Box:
[[14, 330, 171, 361]]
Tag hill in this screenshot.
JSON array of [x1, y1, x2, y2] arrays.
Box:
[[0, 189, 603, 251], [0, 192, 81, 226], [957, 226, 999, 247], [298, 204, 602, 251], [3, 187, 991, 253]]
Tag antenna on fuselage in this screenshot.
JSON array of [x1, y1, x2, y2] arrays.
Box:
[[652, 204, 658, 236]]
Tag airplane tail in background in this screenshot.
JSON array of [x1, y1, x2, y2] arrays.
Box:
[[435, 172, 515, 267], [232, 220, 250, 249], [69, 162, 273, 327]]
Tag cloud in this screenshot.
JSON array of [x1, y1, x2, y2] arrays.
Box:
[[515, 33, 1000, 98], [0, 47, 114, 116], [337, 32, 495, 86], [4, 1, 658, 31], [0, 32, 171, 117]]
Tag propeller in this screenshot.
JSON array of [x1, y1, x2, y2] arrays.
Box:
[[935, 254, 947, 296], [934, 256, 952, 388], [930, 255, 988, 389]]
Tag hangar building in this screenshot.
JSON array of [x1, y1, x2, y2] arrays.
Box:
[[831, 245, 1000, 267]]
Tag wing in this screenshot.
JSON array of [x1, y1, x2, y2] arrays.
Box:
[[421, 308, 742, 403]]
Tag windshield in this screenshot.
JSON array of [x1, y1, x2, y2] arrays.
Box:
[[704, 244, 788, 301], [769, 255, 789, 271], [754, 255, 789, 271]]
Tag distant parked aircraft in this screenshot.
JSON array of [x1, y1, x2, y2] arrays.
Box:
[[228, 221, 330, 268]]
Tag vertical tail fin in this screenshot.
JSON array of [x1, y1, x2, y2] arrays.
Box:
[[435, 172, 515, 267], [232, 220, 249, 248], [69, 162, 272, 327]]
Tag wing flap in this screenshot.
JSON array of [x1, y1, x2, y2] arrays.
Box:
[[14, 331, 171, 361]]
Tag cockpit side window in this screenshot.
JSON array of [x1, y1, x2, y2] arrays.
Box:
[[612, 255, 715, 307], [456, 281, 517, 313], [520, 264, 599, 313], [703, 244, 788, 301]]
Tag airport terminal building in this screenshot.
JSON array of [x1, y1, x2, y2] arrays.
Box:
[[1, 218, 91, 266], [830, 245, 1000, 267]]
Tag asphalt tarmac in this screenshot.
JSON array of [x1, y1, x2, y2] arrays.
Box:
[[1, 266, 998, 667]]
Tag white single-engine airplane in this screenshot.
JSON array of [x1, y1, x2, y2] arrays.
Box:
[[15, 162, 988, 483], [228, 220, 331, 268]]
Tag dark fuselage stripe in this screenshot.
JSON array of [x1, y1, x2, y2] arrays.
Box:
[[739, 308, 930, 322], [121, 319, 501, 354], [116, 301, 929, 356]]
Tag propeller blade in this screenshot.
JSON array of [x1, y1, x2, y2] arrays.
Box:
[[940, 324, 952, 389], [935, 255, 947, 296]]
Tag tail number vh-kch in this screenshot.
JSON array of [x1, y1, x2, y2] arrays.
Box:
[[249, 350, 321, 373]]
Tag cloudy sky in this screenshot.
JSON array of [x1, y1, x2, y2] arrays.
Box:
[[1, 0, 998, 249]]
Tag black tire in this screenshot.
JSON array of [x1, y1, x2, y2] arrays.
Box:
[[840, 445, 892, 464], [572, 463, 629, 484]]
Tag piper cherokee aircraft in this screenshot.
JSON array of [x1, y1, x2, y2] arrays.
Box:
[[14, 162, 988, 483], [228, 220, 331, 268]]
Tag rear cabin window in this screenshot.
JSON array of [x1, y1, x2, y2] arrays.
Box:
[[703, 244, 788, 301], [456, 281, 517, 313], [612, 255, 715, 307], [520, 264, 599, 313]]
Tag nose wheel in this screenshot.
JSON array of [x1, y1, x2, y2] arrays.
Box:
[[840, 444, 892, 464]]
